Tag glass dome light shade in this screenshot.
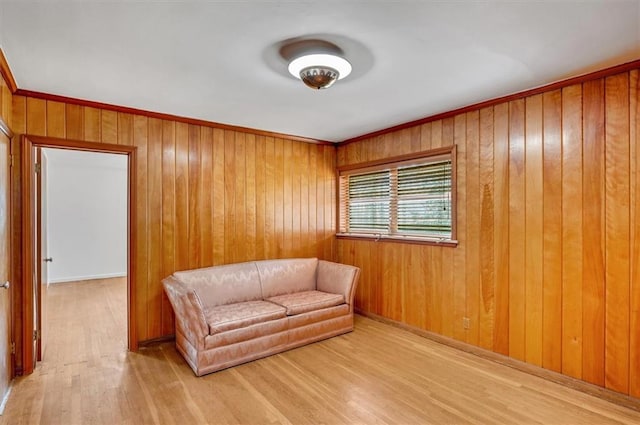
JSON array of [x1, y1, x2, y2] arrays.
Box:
[[288, 54, 352, 81]]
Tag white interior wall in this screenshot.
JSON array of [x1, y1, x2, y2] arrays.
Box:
[[0, 2, 4, 49], [44, 148, 127, 283]]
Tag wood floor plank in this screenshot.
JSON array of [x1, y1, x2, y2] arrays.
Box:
[[2, 278, 639, 425]]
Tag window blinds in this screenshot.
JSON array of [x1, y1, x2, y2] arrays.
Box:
[[339, 152, 454, 240], [347, 171, 390, 231], [396, 161, 452, 236]]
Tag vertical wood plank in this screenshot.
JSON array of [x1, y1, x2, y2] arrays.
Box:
[[291, 142, 301, 257], [245, 134, 257, 261], [117, 113, 133, 147], [336, 139, 347, 168], [212, 129, 225, 265], [12, 95, 26, 134], [441, 118, 455, 338], [380, 242, 402, 321], [452, 114, 467, 341], [299, 144, 310, 257], [493, 103, 510, 356], [315, 143, 325, 259], [562, 83, 584, 379], [147, 118, 163, 340], [582, 78, 606, 386], [324, 146, 335, 260], [331, 146, 337, 260], [160, 120, 176, 334], [371, 241, 383, 315], [255, 136, 266, 260], [542, 89, 563, 373], [26, 98, 46, 136], [133, 115, 149, 344], [83, 107, 101, 142], [410, 126, 422, 152], [465, 111, 480, 346], [65, 104, 84, 140], [264, 137, 275, 259], [604, 73, 630, 393], [395, 128, 412, 155], [479, 107, 495, 350], [45, 101, 65, 138], [101, 110, 118, 144], [404, 245, 424, 328], [431, 120, 443, 149], [224, 131, 236, 263], [420, 122, 432, 151], [234, 133, 246, 263], [308, 146, 318, 259], [200, 127, 213, 267], [421, 245, 433, 330], [630, 69, 640, 399], [187, 125, 201, 269], [274, 138, 284, 257], [508, 99, 526, 361], [175, 123, 189, 271], [283, 139, 293, 257], [524, 94, 544, 367]]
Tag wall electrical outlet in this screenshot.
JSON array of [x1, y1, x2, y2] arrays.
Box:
[[463, 317, 470, 330]]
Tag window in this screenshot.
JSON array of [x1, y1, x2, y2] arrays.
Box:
[[338, 146, 457, 245]]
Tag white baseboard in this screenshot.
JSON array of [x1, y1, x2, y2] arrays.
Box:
[[48, 272, 127, 284], [0, 381, 12, 415]]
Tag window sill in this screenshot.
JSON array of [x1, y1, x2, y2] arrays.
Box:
[[336, 233, 458, 247]]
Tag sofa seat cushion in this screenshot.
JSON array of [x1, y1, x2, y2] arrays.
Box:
[[266, 290, 345, 316], [205, 301, 287, 335]]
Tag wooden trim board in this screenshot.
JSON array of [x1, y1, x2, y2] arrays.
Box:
[[340, 58, 640, 145], [14, 89, 332, 145], [0, 49, 18, 94]]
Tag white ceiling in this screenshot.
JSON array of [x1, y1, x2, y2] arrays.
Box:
[[2, 1, 639, 142]]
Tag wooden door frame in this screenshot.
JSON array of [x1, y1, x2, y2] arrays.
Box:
[[0, 121, 14, 398], [20, 135, 137, 374]]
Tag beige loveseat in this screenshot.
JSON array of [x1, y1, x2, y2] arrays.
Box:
[[162, 258, 360, 376]]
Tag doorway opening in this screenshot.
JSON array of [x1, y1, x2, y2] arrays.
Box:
[[39, 148, 128, 364], [21, 135, 137, 375]]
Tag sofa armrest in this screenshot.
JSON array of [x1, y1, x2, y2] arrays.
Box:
[[162, 276, 208, 349], [316, 260, 360, 311]]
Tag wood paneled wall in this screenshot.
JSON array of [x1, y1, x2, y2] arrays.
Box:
[[11, 96, 337, 347], [337, 69, 640, 398]]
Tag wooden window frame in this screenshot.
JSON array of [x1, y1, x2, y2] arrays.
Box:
[[337, 146, 457, 247]]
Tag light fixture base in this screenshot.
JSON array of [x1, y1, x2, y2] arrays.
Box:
[[299, 66, 339, 90]]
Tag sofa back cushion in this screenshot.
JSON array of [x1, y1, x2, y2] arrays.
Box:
[[256, 258, 318, 298], [173, 262, 262, 309]]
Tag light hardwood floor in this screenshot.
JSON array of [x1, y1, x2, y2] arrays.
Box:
[[2, 277, 640, 424]]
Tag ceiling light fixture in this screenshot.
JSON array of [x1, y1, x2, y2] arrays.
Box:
[[288, 53, 352, 90]]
